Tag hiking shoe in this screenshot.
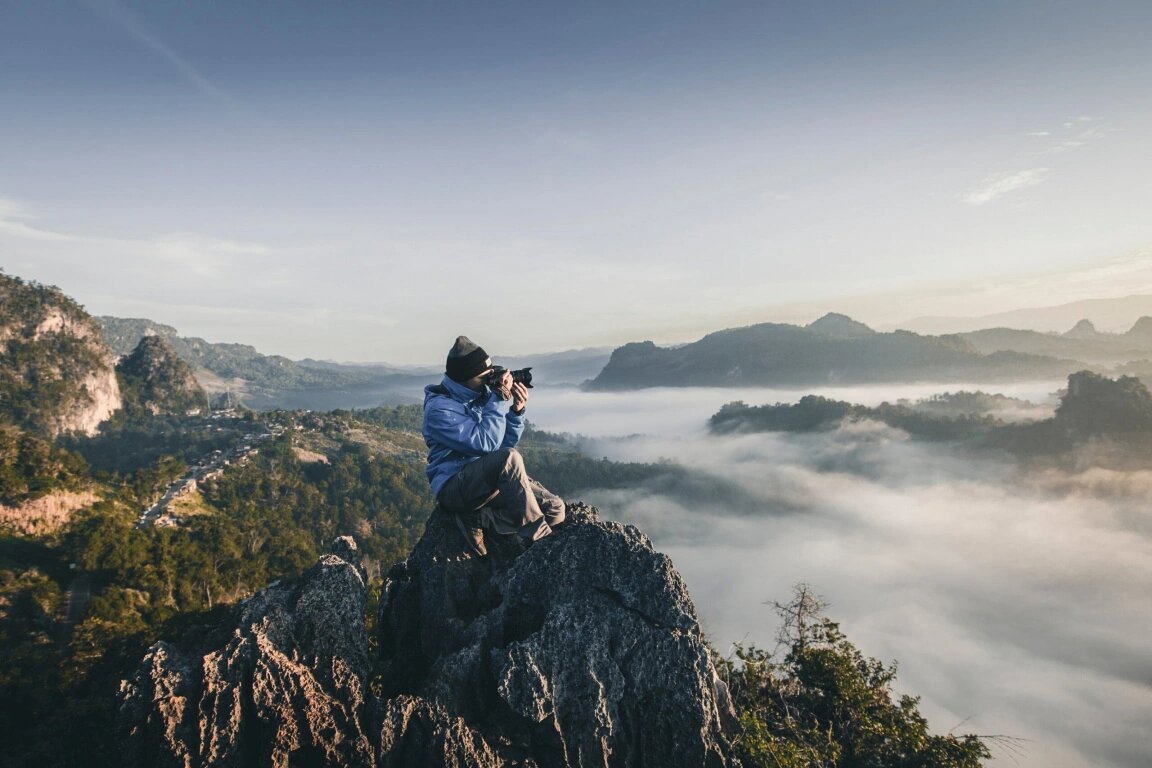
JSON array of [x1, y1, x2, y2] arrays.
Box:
[[454, 512, 487, 558]]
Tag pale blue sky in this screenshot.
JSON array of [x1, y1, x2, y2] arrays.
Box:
[[2, 0, 1151, 361]]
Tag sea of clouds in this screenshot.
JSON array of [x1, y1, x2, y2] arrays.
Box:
[[529, 382, 1152, 768]]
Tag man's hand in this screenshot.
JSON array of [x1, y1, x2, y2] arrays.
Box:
[[511, 382, 529, 413], [493, 370, 513, 401]]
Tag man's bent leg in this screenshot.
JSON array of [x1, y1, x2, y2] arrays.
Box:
[[437, 457, 504, 557], [530, 477, 566, 527], [439, 449, 550, 542]]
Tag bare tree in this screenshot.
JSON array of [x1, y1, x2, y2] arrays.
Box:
[[769, 582, 829, 653]]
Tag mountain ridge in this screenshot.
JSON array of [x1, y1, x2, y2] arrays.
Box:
[[586, 315, 1081, 391], [894, 293, 1152, 335]]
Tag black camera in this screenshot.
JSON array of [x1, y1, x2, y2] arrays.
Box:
[[485, 366, 534, 389]]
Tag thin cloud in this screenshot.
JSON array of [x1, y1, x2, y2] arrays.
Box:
[[0, 198, 30, 219], [0, 198, 78, 242], [0, 194, 271, 287], [0, 198, 268, 265], [152, 235, 270, 279], [81, 0, 228, 101], [1033, 116, 1111, 156], [961, 168, 1049, 206]]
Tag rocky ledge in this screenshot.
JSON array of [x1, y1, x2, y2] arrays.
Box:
[[118, 505, 737, 767]]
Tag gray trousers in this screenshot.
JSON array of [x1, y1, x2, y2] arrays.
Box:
[[437, 448, 566, 542]]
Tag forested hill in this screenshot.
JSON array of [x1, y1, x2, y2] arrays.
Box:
[[586, 314, 1083, 390], [710, 370, 1152, 464], [115, 335, 207, 418], [0, 272, 122, 437]]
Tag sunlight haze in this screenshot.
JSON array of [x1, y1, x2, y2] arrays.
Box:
[[3, 1, 1151, 361]]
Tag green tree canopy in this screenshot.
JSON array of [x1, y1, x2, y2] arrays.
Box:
[[719, 585, 991, 768]]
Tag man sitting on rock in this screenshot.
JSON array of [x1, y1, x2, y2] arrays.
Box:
[[422, 335, 565, 557]]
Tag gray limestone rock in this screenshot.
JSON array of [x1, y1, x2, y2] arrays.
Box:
[[119, 510, 739, 767], [117, 540, 374, 768], [378, 502, 737, 767], [377, 694, 501, 768]]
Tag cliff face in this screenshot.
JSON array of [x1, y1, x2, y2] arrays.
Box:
[[0, 273, 121, 436], [118, 506, 738, 767]]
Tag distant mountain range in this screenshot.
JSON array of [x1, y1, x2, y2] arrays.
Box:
[[957, 317, 1152, 365], [87, 304, 1152, 399], [895, 293, 1152, 335], [97, 316, 611, 409], [586, 312, 1129, 391], [97, 317, 381, 392]]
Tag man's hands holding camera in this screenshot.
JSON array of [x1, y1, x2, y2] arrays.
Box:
[[511, 382, 529, 414], [491, 369, 529, 413], [492, 369, 513, 401]]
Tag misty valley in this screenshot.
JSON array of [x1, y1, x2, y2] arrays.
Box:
[[2, 272, 1150, 767], [528, 380, 1151, 768]]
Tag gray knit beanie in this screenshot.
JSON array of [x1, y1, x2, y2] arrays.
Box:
[[445, 335, 492, 382]]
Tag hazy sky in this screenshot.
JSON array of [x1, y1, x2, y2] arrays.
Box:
[[3, 1, 1152, 362]]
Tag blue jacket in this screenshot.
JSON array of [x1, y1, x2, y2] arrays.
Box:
[[422, 374, 525, 498]]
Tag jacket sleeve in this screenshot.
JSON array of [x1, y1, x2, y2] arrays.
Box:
[[501, 408, 525, 450], [424, 394, 512, 456]]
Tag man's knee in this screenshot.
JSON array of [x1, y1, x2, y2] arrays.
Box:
[[495, 447, 524, 473], [543, 498, 566, 527]]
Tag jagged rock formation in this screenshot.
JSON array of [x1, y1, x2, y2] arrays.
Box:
[[0, 272, 121, 436], [117, 335, 208, 416], [118, 510, 738, 767], [378, 502, 735, 767], [118, 537, 375, 767]]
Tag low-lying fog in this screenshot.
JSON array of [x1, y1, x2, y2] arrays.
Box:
[[529, 382, 1151, 768]]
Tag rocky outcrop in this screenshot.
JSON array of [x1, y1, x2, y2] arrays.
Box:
[[117, 335, 207, 416], [377, 695, 501, 767], [378, 501, 735, 767], [0, 273, 121, 436], [118, 509, 738, 767], [118, 537, 375, 767]]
